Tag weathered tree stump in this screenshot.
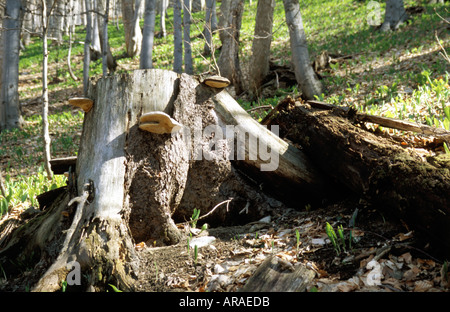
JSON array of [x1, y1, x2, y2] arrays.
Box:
[[0, 69, 325, 291]]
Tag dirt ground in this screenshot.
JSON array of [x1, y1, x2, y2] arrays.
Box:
[[132, 195, 449, 293]]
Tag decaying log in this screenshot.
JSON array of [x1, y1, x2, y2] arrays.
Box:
[[240, 255, 315, 292], [306, 100, 450, 143], [268, 98, 450, 257]]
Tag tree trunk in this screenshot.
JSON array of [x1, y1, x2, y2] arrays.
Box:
[[41, 0, 54, 179], [248, 0, 275, 96], [183, 0, 194, 74], [173, 0, 183, 73], [140, 0, 156, 69], [1, 0, 23, 131], [98, 0, 117, 73], [83, 0, 92, 96], [122, 0, 142, 57], [282, 0, 322, 100], [0, 70, 326, 291], [203, 0, 217, 55], [217, 0, 244, 95], [380, 0, 408, 32], [158, 0, 169, 38], [268, 98, 450, 258]]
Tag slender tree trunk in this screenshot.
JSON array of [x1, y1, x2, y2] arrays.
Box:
[[0, 0, 23, 131], [282, 0, 322, 100], [140, 0, 156, 69], [173, 0, 183, 73], [217, 0, 244, 95], [67, 0, 78, 81], [90, 0, 102, 61], [122, 0, 142, 57], [203, 0, 217, 55], [183, 0, 193, 74], [41, 0, 53, 179], [380, 0, 408, 32], [249, 0, 275, 96], [83, 0, 92, 96], [158, 0, 169, 38], [102, 0, 110, 76]]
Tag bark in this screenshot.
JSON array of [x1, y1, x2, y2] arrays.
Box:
[[173, 0, 183, 73], [67, 0, 79, 81], [41, 0, 54, 179], [268, 99, 450, 258], [282, 0, 322, 100], [158, 0, 169, 38], [249, 0, 275, 96], [0, 70, 325, 291], [122, 0, 142, 57], [1, 0, 24, 131], [380, 0, 408, 32], [90, 0, 103, 61], [140, 0, 156, 69], [203, 0, 217, 55], [98, 0, 117, 74], [217, 0, 244, 95], [83, 0, 92, 96], [102, 0, 110, 76], [183, 0, 194, 74]]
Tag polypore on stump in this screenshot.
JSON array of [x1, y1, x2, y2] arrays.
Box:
[[68, 97, 94, 112], [139, 112, 183, 134], [202, 75, 230, 89]]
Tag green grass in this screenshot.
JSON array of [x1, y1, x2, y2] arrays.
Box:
[[1, 0, 449, 216]]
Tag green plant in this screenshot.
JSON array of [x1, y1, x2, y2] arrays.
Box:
[[295, 229, 300, 252], [61, 280, 68, 292], [190, 208, 201, 228], [108, 284, 122, 292], [194, 245, 198, 265], [325, 222, 341, 255]]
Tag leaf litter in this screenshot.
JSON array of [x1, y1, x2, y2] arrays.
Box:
[[133, 198, 449, 292]]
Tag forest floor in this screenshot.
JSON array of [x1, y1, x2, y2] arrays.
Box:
[[0, 0, 449, 292], [132, 195, 449, 293]]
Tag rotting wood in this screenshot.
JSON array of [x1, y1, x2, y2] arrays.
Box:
[[267, 99, 450, 258], [240, 255, 315, 292], [212, 88, 329, 205], [306, 99, 450, 143]]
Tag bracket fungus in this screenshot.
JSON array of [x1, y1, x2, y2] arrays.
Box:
[[202, 75, 230, 89], [139, 112, 183, 134], [68, 97, 94, 112]]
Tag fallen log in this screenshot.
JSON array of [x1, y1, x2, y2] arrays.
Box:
[[267, 97, 450, 258]]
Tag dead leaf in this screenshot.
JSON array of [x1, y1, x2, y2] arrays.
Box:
[[414, 280, 433, 292]]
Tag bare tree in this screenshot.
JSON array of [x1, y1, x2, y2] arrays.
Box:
[[217, 0, 244, 95], [282, 0, 322, 100], [83, 0, 92, 95], [183, 0, 193, 74], [140, 0, 156, 69], [40, 0, 58, 179], [173, 0, 183, 73], [122, 0, 142, 57], [203, 0, 217, 55], [249, 0, 275, 96], [380, 0, 408, 32], [158, 0, 169, 38], [0, 0, 24, 131]]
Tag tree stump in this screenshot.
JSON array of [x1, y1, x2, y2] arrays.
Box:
[[0, 69, 325, 291]]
